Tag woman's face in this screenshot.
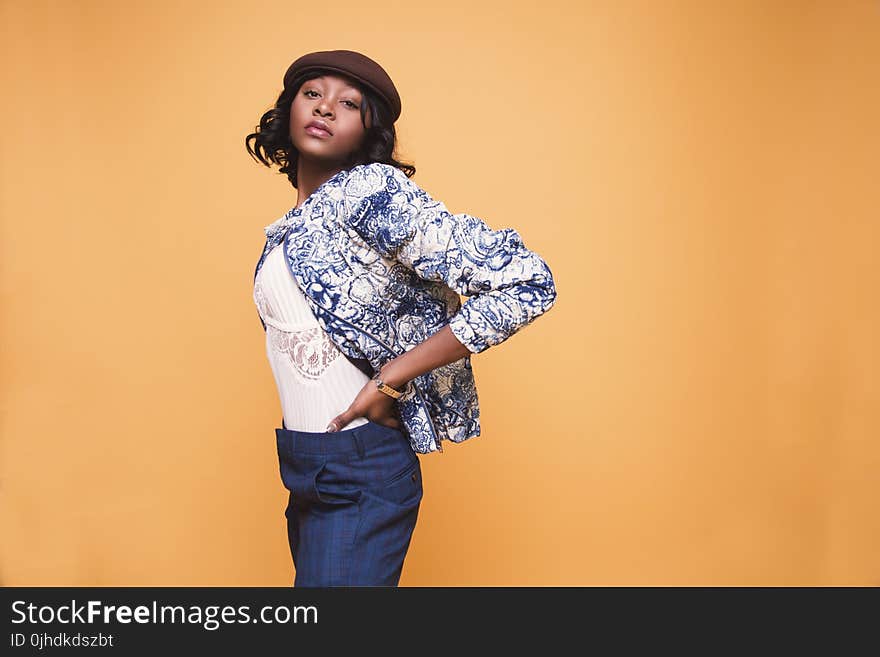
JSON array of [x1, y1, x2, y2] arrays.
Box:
[[289, 74, 372, 166]]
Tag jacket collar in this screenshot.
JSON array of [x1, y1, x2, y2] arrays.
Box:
[[263, 168, 351, 238]]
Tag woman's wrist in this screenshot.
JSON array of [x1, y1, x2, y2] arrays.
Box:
[[377, 361, 409, 391]]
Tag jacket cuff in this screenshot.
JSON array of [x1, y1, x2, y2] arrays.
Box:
[[448, 311, 490, 354]]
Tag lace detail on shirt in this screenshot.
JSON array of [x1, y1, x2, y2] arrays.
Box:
[[267, 324, 340, 380], [254, 263, 341, 381]]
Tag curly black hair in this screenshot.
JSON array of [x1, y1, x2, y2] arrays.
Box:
[[245, 69, 415, 188]]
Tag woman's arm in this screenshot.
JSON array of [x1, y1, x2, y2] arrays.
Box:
[[378, 323, 472, 390], [324, 324, 470, 433]]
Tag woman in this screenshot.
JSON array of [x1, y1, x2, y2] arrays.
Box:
[[245, 50, 557, 586]]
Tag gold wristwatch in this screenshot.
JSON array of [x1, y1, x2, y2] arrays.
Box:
[[373, 374, 404, 399]]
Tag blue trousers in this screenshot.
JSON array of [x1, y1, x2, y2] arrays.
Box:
[[275, 419, 423, 587]]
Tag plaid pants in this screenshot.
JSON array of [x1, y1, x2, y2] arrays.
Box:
[[275, 419, 423, 586]]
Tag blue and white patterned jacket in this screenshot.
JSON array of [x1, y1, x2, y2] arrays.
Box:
[[253, 162, 557, 454]]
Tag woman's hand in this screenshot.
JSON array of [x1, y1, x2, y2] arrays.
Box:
[[325, 378, 403, 432]]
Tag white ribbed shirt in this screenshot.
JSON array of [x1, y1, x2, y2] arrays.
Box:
[[253, 240, 370, 432]]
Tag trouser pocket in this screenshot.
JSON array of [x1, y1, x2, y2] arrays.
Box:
[[364, 458, 422, 509], [276, 440, 361, 509]]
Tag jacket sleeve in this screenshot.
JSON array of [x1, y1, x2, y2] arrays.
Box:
[[342, 162, 557, 354]]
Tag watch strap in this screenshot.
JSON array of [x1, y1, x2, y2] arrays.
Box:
[[373, 375, 403, 399]]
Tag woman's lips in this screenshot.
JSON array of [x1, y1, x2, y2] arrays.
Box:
[[305, 125, 332, 138]]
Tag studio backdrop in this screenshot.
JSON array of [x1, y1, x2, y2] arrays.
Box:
[[1, 0, 878, 585]]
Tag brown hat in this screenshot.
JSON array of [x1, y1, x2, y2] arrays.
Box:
[[283, 49, 402, 122]]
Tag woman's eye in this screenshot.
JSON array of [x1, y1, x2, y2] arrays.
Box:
[[304, 90, 356, 108]]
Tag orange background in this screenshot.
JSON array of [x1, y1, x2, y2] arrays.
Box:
[[1, 1, 878, 585]]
